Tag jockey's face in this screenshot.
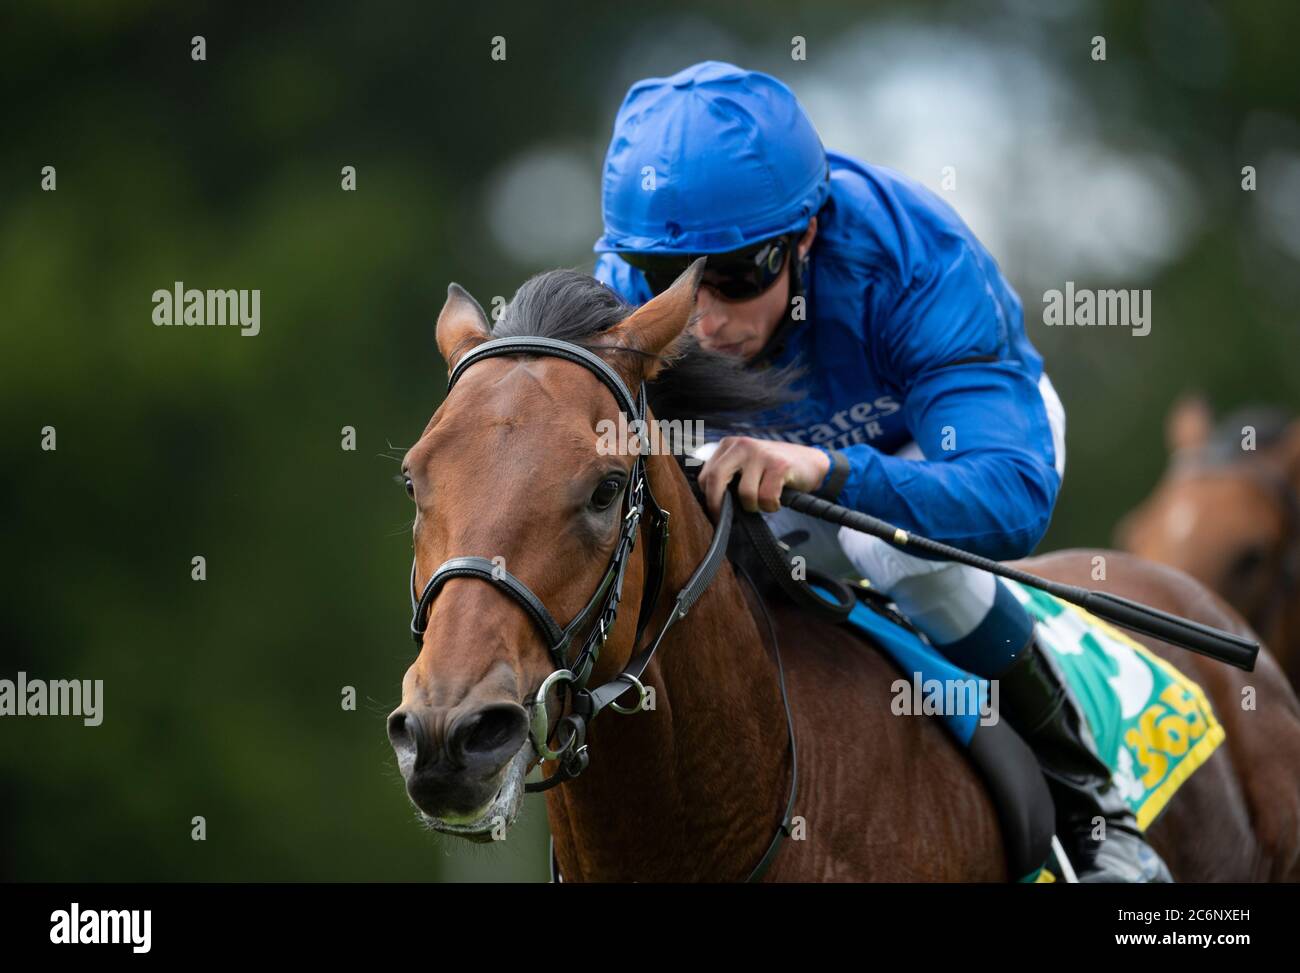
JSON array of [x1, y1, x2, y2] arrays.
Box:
[[691, 219, 817, 361]]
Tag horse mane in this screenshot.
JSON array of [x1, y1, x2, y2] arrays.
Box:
[[490, 269, 804, 430]]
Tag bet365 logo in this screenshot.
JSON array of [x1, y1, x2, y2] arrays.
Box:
[[1124, 683, 1208, 787]]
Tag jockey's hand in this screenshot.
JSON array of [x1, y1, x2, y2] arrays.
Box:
[[697, 437, 831, 518]]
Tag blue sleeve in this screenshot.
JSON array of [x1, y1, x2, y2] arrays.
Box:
[[825, 240, 1060, 560], [594, 252, 654, 306]]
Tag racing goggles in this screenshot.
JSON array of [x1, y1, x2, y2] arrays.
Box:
[[624, 235, 794, 300]]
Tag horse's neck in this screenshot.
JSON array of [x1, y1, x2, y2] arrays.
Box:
[[545, 451, 790, 881]]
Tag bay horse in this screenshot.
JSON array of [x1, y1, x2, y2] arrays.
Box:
[[388, 266, 1300, 881], [1117, 396, 1300, 689]]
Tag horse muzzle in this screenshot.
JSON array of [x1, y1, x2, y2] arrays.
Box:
[[388, 701, 531, 838]]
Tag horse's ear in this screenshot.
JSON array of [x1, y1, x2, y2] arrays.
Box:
[[1166, 394, 1213, 454], [602, 258, 706, 378], [436, 283, 491, 370]]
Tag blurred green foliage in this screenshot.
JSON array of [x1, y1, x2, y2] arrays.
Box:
[[2, 0, 1297, 880]]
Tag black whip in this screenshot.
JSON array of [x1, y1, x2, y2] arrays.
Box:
[[780, 488, 1259, 672]]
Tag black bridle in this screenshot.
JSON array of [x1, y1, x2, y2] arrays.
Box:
[[407, 335, 798, 881]]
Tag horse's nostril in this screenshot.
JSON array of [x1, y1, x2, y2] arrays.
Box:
[[387, 710, 415, 752], [452, 704, 529, 766]]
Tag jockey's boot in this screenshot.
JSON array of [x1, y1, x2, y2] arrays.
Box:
[[997, 632, 1173, 883]]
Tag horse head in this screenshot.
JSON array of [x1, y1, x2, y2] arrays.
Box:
[[1116, 395, 1300, 676], [386, 263, 703, 841]]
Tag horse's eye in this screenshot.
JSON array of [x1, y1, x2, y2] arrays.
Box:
[[1229, 545, 1268, 581], [590, 478, 623, 511], [403, 476, 415, 499]]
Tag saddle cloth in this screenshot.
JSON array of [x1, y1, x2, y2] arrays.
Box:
[[816, 579, 1226, 833], [1003, 580, 1226, 830]]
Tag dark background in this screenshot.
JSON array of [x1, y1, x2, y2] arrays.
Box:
[[3, 0, 1298, 881]]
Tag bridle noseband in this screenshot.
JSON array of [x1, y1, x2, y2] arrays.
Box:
[[408, 336, 732, 788]]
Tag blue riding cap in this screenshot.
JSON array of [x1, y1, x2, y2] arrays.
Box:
[[594, 61, 830, 256]]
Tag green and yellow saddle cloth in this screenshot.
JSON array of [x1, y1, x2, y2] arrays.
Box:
[[1005, 580, 1225, 832]]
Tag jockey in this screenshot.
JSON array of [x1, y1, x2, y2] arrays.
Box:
[[593, 60, 1171, 883]]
